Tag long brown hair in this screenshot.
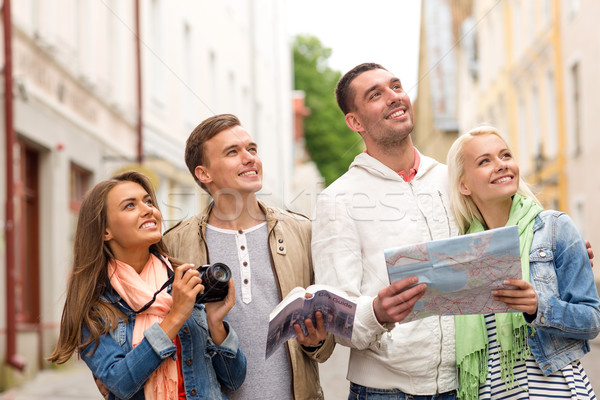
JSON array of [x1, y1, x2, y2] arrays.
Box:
[[48, 171, 169, 364]]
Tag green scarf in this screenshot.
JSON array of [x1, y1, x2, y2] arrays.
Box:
[[455, 194, 543, 400]]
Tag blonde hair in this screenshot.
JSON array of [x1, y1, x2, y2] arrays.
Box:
[[446, 125, 540, 234]]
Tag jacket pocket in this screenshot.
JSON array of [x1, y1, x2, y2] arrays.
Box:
[[109, 318, 128, 346], [529, 246, 559, 297]]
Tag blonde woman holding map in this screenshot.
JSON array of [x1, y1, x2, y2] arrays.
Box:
[[447, 125, 600, 400]]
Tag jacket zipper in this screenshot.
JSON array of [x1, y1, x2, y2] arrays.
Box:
[[409, 182, 446, 392], [432, 191, 453, 392], [437, 191, 453, 391], [438, 190, 452, 237], [408, 182, 433, 240]]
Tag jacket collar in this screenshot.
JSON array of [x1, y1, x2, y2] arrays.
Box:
[[350, 148, 438, 182], [532, 210, 546, 232], [198, 199, 277, 236]]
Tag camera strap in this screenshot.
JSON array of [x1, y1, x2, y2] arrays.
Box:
[[129, 251, 175, 314]]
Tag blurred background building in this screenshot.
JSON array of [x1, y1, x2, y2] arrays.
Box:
[[415, 0, 599, 268], [0, 0, 322, 389]]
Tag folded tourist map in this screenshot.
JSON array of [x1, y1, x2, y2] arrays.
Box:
[[384, 225, 521, 323]]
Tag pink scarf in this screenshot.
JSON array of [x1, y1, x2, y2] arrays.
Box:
[[108, 254, 177, 400]]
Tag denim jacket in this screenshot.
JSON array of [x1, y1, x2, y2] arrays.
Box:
[[81, 286, 246, 399], [525, 210, 600, 375]]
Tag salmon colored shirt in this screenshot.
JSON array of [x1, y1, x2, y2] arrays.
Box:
[[175, 336, 187, 399], [364, 147, 420, 182], [398, 147, 420, 182]]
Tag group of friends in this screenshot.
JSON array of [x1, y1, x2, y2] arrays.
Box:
[[48, 62, 600, 400]]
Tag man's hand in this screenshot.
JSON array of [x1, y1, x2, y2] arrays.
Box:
[[294, 310, 327, 348], [586, 240, 594, 268], [373, 276, 426, 324]]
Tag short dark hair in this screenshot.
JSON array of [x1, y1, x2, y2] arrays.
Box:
[[185, 114, 241, 191], [335, 63, 387, 115]]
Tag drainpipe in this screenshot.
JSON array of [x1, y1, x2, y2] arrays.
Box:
[[134, 0, 143, 164], [3, 0, 25, 371]]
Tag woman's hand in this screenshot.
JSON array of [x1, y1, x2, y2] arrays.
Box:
[[492, 279, 538, 316], [205, 280, 236, 345], [160, 264, 203, 339]]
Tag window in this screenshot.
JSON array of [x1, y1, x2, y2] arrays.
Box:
[[545, 70, 558, 158], [209, 51, 218, 113], [571, 62, 582, 156], [517, 96, 529, 173], [150, 0, 166, 108], [15, 143, 41, 324], [531, 85, 542, 169], [69, 163, 91, 213], [182, 23, 196, 128]]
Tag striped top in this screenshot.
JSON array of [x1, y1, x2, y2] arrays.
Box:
[[479, 314, 597, 399]]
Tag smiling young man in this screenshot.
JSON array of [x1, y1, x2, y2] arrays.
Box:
[[311, 63, 458, 400], [163, 114, 334, 400]]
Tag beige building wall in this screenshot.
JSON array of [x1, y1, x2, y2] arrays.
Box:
[[453, 0, 567, 211], [430, 0, 600, 269], [559, 0, 600, 270]]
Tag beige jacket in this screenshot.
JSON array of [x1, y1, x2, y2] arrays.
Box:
[[163, 201, 335, 400]]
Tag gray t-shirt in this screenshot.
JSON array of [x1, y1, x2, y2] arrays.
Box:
[[206, 223, 292, 400]]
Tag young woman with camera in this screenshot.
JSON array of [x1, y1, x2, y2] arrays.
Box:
[[48, 171, 246, 399]]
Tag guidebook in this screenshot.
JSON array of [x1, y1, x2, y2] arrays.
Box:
[[384, 225, 522, 324], [265, 284, 356, 359]]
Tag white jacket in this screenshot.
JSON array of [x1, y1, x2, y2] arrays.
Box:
[[312, 151, 459, 395]]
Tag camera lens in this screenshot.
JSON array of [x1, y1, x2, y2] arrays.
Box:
[[210, 263, 231, 282], [196, 262, 231, 303]]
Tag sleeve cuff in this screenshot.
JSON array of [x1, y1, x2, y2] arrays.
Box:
[[144, 322, 176, 359], [207, 321, 239, 357], [530, 292, 550, 326]]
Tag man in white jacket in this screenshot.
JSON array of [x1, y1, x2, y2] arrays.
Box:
[[312, 63, 459, 399]]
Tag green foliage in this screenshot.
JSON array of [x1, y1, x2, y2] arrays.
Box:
[[292, 35, 363, 186]]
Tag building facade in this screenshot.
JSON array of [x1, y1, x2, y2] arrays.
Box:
[[416, 0, 600, 239]]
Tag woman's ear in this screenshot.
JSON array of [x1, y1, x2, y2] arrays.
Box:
[[195, 165, 212, 185], [104, 229, 113, 242], [459, 179, 471, 196]]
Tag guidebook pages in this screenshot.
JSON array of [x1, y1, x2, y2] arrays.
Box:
[[265, 284, 356, 359], [384, 225, 522, 324]]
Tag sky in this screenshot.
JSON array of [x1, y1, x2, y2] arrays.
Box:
[[285, 0, 423, 102]]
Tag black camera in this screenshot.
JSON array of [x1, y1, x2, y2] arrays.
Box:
[[196, 263, 231, 303]]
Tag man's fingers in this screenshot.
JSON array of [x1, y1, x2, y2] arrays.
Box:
[[397, 282, 427, 301], [375, 278, 427, 324], [315, 311, 325, 329], [387, 276, 419, 294], [293, 323, 305, 340], [390, 289, 425, 313], [383, 284, 426, 321]]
